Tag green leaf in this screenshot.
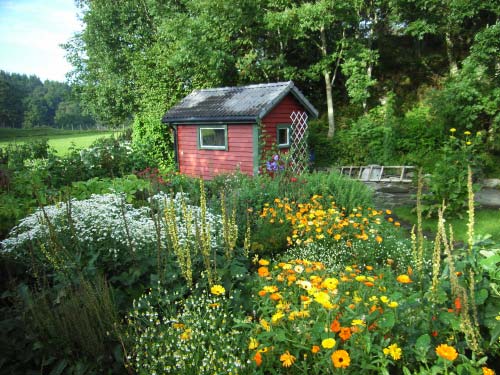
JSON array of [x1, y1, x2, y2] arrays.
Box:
[[415, 333, 431, 351], [475, 288, 488, 305], [378, 310, 395, 330], [48, 359, 68, 375]]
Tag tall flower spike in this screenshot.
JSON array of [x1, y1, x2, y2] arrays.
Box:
[[467, 166, 475, 254]]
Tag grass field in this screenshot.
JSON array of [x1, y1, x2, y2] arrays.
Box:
[[0, 127, 121, 155], [393, 205, 500, 243]]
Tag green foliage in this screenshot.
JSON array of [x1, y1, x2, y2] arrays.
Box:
[[424, 131, 479, 217], [332, 99, 398, 166], [22, 277, 124, 373], [132, 110, 174, 171]]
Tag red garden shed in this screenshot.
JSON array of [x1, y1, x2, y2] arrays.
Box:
[[162, 81, 318, 179]]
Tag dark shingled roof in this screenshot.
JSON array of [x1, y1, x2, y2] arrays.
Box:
[[162, 81, 318, 124]]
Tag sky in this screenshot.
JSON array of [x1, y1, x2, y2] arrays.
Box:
[[0, 0, 82, 82]]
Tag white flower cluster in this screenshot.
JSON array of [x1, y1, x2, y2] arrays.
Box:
[[285, 232, 415, 272], [128, 285, 247, 374], [0, 192, 223, 263]]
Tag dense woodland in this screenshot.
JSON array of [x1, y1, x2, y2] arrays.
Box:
[[63, 0, 500, 174], [0, 71, 95, 130]]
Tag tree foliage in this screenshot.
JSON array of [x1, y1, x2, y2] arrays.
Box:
[[0, 71, 95, 129], [64, 0, 500, 172]]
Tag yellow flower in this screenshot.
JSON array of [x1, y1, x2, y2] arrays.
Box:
[[450, 128, 457, 133], [396, 274, 412, 284], [321, 277, 339, 290], [322, 338, 336, 349], [271, 311, 285, 324], [383, 343, 402, 360], [249, 337, 259, 350], [280, 350, 296, 368], [380, 296, 389, 303], [172, 322, 185, 330], [259, 259, 270, 266], [464, 130, 471, 136], [435, 344, 458, 361], [260, 319, 271, 332], [482, 367, 495, 375], [351, 319, 365, 326], [210, 284, 225, 295], [388, 301, 399, 308], [180, 328, 192, 341], [331, 350, 351, 368]]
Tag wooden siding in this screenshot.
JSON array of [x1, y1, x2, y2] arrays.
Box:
[[177, 124, 254, 179], [261, 94, 304, 153]]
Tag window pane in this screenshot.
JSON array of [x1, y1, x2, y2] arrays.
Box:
[[278, 128, 289, 146], [201, 128, 226, 147]]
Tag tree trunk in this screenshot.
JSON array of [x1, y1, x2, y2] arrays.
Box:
[[445, 31, 458, 75], [324, 70, 335, 138], [320, 27, 335, 138]]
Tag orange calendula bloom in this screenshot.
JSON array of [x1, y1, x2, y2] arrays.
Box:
[[258, 266, 270, 277], [258, 290, 267, 297], [376, 235, 383, 243], [311, 345, 320, 354], [396, 274, 412, 283], [330, 319, 341, 332], [435, 344, 458, 361], [254, 351, 262, 367], [331, 350, 351, 368], [482, 367, 495, 375], [280, 351, 296, 368], [339, 327, 352, 341]]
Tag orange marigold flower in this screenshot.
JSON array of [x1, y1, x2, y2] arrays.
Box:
[[280, 350, 296, 368], [258, 290, 267, 297], [270, 293, 282, 301], [339, 327, 352, 341], [366, 265, 373, 271], [254, 351, 262, 367], [364, 281, 375, 287], [311, 345, 320, 354], [482, 367, 495, 375], [376, 235, 383, 243], [330, 319, 341, 332], [396, 274, 412, 283], [258, 266, 270, 277], [331, 350, 351, 368], [435, 344, 458, 361]]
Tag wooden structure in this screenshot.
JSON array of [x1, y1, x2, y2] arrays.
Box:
[[162, 81, 318, 179], [336, 165, 415, 183]]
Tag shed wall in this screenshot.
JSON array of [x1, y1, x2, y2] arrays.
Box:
[[177, 124, 254, 179], [261, 94, 304, 152]]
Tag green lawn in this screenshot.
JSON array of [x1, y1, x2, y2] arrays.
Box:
[[393, 205, 500, 243], [0, 127, 121, 155]]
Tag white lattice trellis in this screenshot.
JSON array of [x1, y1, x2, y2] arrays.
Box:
[[290, 111, 309, 174]]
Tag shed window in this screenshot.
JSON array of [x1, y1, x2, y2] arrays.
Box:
[[277, 125, 291, 148], [198, 125, 227, 150]]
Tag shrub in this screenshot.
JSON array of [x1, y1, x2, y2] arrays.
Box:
[[128, 286, 248, 374]]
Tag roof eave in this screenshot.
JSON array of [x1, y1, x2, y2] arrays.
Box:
[[162, 115, 258, 124], [256, 81, 319, 120]]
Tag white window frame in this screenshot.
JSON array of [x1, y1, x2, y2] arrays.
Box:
[[198, 125, 228, 150]]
